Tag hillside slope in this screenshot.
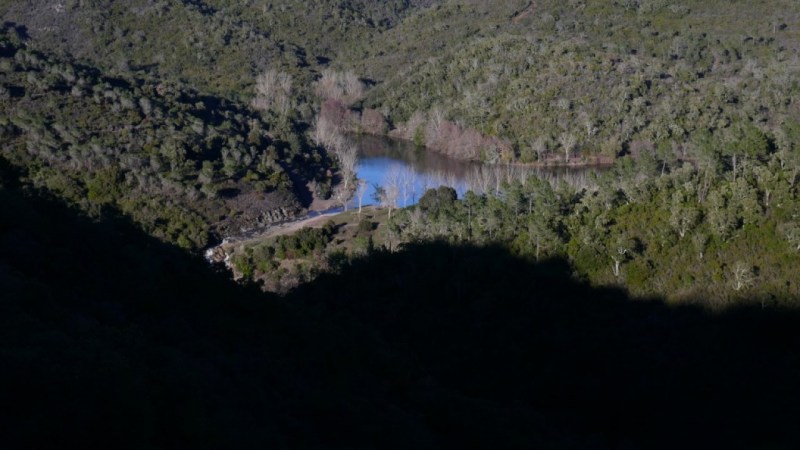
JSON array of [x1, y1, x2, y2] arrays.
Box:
[[348, 0, 800, 162], [0, 0, 437, 102], [4, 0, 799, 165], [0, 25, 335, 248], [2, 167, 800, 449]]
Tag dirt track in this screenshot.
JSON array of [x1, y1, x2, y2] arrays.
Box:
[[511, 1, 536, 24], [219, 210, 342, 250]]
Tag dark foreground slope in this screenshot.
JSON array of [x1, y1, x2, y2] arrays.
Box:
[[2, 168, 800, 449], [0, 164, 412, 449]]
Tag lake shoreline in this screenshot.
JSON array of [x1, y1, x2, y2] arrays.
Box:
[[208, 135, 605, 256], [371, 131, 617, 169]]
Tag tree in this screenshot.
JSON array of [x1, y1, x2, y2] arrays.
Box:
[[400, 166, 417, 207], [731, 177, 762, 225], [691, 232, 709, 261], [504, 180, 526, 218], [736, 123, 769, 170], [372, 184, 386, 205], [558, 132, 577, 164], [752, 165, 780, 209], [532, 136, 548, 162], [477, 196, 506, 241], [425, 105, 447, 149], [730, 261, 755, 291], [252, 69, 293, 118], [527, 213, 560, 261], [669, 191, 700, 239], [775, 121, 800, 187], [360, 109, 387, 134], [693, 131, 723, 203], [779, 222, 800, 252], [610, 234, 636, 278], [384, 171, 400, 219], [522, 176, 561, 259], [311, 111, 344, 150], [655, 141, 676, 176], [706, 188, 737, 240], [418, 186, 457, 219], [724, 123, 769, 182], [580, 112, 597, 138], [463, 191, 482, 238], [312, 99, 355, 144], [329, 144, 357, 211], [314, 69, 365, 106], [336, 145, 357, 192], [356, 179, 368, 216], [375, 167, 401, 219]]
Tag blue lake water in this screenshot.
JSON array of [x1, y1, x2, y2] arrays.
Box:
[[348, 135, 599, 210]]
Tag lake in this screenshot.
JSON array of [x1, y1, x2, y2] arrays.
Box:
[[349, 135, 600, 209]]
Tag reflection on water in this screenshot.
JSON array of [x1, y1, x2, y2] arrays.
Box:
[[351, 135, 601, 208]]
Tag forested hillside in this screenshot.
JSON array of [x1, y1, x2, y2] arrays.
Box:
[[0, 1, 441, 248], [227, 146, 800, 305], [0, 24, 337, 248], [2, 0, 800, 447], [0, 0, 435, 102], [5, 0, 798, 165], [350, 0, 800, 163]]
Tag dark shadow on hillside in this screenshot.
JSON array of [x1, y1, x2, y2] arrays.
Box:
[[283, 166, 315, 207], [292, 243, 800, 450], [2, 22, 29, 41], [1, 170, 799, 449]]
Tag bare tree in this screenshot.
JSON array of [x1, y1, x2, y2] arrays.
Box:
[[400, 166, 416, 207], [730, 261, 755, 291], [419, 174, 431, 197], [382, 166, 401, 219], [669, 191, 700, 239], [670, 205, 699, 239], [336, 145, 357, 190], [779, 222, 800, 252], [333, 145, 357, 210], [692, 232, 709, 261], [334, 187, 348, 211], [360, 108, 387, 134], [503, 163, 519, 186], [310, 114, 344, 150], [582, 113, 598, 138], [252, 69, 293, 117], [425, 105, 447, 147], [445, 171, 458, 191], [403, 110, 427, 142], [470, 166, 494, 195], [610, 235, 635, 278], [314, 69, 365, 105], [429, 106, 447, 131], [532, 136, 548, 162], [409, 170, 418, 203], [356, 179, 368, 216], [559, 132, 577, 164]]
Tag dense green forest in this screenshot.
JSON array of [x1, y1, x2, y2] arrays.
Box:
[[0, 0, 433, 102], [352, 0, 800, 163], [0, 24, 334, 249], [227, 145, 800, 306], [5, 1, 798, 164], [2, 0, 800, 447]]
